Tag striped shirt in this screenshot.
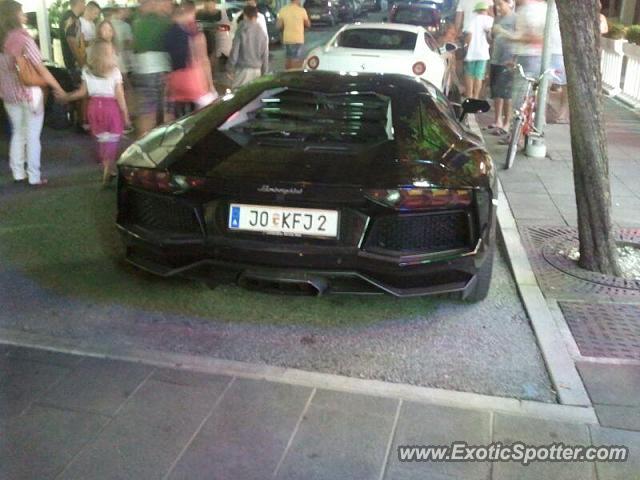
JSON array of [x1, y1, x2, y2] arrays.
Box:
[[0, 29, 43, 104]]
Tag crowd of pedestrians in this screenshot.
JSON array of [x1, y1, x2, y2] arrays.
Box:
[[1, 0, 608, 188], [0, 0, 309, 186], [455, 0, 610, 134]]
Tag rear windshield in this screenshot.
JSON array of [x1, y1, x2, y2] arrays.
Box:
[[304, 0, 328, 6], [219, 88, 394, 145], [394, 7, 438, 26], [336, 29, 418, 50]]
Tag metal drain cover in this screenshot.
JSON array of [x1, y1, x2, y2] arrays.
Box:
[[519, 227, 640, 301], [560, 302, 640, 360]]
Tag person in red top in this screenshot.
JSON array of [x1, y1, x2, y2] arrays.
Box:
[[0, 0, 65, 185]]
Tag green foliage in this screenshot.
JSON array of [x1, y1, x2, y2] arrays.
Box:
[[626, 25, 640, 45], [48, 0, 69, 33], [606, 22, 626, 40]]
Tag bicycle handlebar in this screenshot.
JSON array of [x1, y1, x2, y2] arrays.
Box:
[[514, 64, 556, 85]]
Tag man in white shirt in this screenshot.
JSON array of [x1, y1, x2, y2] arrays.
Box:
[[494, 0, 546, 106], [463, 1, 493, 98], [235, 0, 269, 40], [110, 5, 134, 76], [80, 1, 101, 44], [456, 0, 494, 35]]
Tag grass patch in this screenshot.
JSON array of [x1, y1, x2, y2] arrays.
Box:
[[0, 175, 438, 326]]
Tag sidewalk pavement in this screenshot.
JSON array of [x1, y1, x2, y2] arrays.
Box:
[[1, 342, 639, 480], [478, 97, 640, 440]]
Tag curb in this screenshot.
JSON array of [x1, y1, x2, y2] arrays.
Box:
[[467, 115, 591, 408], [0, 327, 598, 425], [496, 182, 591, 407]]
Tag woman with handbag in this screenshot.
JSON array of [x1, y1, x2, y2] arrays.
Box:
[[164, 1, 217, 118], [0, 0, 65, 186]]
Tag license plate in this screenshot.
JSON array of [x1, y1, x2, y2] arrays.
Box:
[[228, 204, 338, 238], [310, 14, 320, 19]]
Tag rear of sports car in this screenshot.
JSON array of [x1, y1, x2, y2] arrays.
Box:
[[116, 76, 496, 299], [305, 26, 446, 91]]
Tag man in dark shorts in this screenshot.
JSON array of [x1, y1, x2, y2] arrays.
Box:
[[277, 0, 310, 69], [489, 0, 516, 134], [131, 0, 173, 136]]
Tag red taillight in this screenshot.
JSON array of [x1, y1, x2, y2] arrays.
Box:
[[307, 55, 320, 70], [366, 188, 473, 210], [412, 61, 426, 76], [120, 167, 205, 193]]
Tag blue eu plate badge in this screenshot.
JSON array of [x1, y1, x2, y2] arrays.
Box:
[[230, 206, 240, 229]]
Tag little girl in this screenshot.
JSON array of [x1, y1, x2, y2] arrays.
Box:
[[61, 39, 130, 184]]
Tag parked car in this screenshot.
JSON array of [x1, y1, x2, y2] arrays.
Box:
[[116, 71, 495, 300], [335, 0, 358, 22], [388, 0, 448, 12], [388, 2, 442, 34], [360, 0, 380, 12], [231, 3, 281, 45], [352, 0, 368, 16], [304, 0, 340, 26], [196, 2, 243, 59], [348, 0, 364, 18], [303, 23, 456, 97]]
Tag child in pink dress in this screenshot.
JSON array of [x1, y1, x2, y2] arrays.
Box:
[[60, 39, 131, 184]]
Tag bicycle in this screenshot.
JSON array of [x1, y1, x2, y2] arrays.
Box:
[[504, 65, 554, 170]]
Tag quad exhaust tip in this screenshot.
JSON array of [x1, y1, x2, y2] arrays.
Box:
[[238, 273, 328, 296]]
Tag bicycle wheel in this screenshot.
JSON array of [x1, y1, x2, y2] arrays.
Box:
[[505, 116, 523, 170]]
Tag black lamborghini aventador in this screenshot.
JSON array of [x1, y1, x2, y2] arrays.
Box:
[[116, 71, 496, 300]]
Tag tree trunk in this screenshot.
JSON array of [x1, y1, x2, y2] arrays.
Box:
[[634, 0, 640, 24], [556, 0, 621, 276]]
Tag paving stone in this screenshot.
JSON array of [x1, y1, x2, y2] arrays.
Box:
[[7, 346, 83, 368], [609, 180, 636, 197], [58, 377, 230, 480], [385, 402, 491, 480], [0, 404, 108, 479], [40, 357, 153, 416], [0, 358, 70, 418], [505, 193, 563, 221], [151, 367, 232, 389], [276, 390, 397, 480], [169, 378, 311, 480], [500, 180, 547, 194], [542, 179, 576, 195], [591, 426, 640, 480], [576, 363, 640, 407], [594, 404, 640, 432], [385, 467, 460, 480], [492, 413, 594, 480]]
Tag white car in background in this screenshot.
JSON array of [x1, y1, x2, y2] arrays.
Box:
[[304, 23, 456, 97], [196, 1, 244, 59]]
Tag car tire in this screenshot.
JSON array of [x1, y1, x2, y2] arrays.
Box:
[[463, 246, 494, 302]]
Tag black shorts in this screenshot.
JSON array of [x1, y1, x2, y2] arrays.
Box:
[[490, 64, 514, 100]]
